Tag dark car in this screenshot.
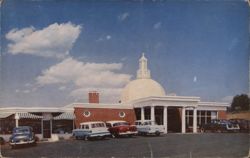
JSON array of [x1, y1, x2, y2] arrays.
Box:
[[201, 119, 240, 133], [229, 119, 250, 133], [9, 126, 36, 149]]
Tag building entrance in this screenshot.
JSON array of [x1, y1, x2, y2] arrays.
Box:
[[167, 107, 181, 133], [43, 120, 51, 138]]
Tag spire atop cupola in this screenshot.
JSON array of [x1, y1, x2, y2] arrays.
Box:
[[137, 53, 151, 79]]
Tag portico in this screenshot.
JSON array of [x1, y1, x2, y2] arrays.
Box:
[[133, 96, 200, 133]]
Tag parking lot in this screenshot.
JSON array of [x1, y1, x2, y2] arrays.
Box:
[[1, 133, 249, 158]]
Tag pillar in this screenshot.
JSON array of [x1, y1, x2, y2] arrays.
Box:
[[14, 113, 19, 127], [193, 108, 197, 133], [141, 107, 145, 121], [50, 119, 52, 135], [181, 107, 186, 133], [41, 119, 43, 136], [163, 106, 168, 133], [150, 106, 155, 124]]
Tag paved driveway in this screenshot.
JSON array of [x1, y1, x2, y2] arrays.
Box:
[[1, 133, 249, 158]]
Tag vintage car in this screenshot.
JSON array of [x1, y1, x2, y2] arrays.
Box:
[[72, 121, 110, 140], [229, 119, 250, 133], [9, 126, 36, 149], [200, 119, 240, 133], [106, 120, 137, 138], [135, 120, 165, 136]]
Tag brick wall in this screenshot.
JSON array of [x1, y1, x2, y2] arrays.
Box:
[[74, 107, 136, 128], [218, 110, 227, 119]]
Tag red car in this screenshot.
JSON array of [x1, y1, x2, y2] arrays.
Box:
[[106, 121, 137, 138]]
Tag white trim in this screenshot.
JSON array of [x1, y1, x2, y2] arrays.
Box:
[[83, 111, 91, 117], [119, 111, 126, 118], [0, 113, 13, 118], [72, 103, 133, 109]]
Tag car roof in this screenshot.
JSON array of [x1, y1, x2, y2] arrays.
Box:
[[80, 121, 105, 125], [14, 126, 32, 129], [106, 120, 127, 124]]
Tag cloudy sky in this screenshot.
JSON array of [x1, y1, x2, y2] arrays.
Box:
[[0, 0, 249, 107]]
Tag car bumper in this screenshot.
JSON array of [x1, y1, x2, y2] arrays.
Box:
[[10, 139, 35, 145], [119, 131, 138, 135], [89, 132, 111, 137]]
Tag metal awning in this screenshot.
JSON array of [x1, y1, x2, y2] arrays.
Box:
[[53, 112, 75, 120], [18, 112, 43, 119], [0, 113, 14, 119]]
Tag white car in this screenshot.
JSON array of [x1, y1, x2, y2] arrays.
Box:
[[135, 120, 165, 136], [72, 121, 110, 140]]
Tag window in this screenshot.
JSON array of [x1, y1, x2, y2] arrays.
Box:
[[83, 111, 91, 117], [82, 125, 89, 129], [106, 123, 111, 128], [119, 112, 126, 118]]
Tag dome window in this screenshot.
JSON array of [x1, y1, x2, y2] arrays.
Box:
[[83, 111, 91, 117], [119, 112, 126, 118]]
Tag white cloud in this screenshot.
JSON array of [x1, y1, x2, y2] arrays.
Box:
[[59, 86, 66, 91], [153, 22, 162, 29], [23, 90, 31, 94], [70, 88, 123, 103], [36, 57, 131, 102], [6, 22, 82, 59], [193, 76, 197, 82], [118, 12, 129, 21], [106, 35, 111, 40], [25, 83, 32, 87]]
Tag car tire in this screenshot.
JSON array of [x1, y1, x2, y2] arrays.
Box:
[[155, 131, 160, 136], [84, 136, 89, 141]]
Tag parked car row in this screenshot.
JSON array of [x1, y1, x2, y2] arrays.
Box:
[[72, 120, 165, 140], [200, 119, 250, 133]]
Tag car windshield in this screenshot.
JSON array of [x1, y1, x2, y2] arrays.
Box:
[[113, 122, 129, 127], [13, 128, 30, 134]]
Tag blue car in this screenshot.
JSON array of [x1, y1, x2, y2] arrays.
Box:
[[9, 126, 36, 149]]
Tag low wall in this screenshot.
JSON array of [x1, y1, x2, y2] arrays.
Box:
[[227, 111, 250, 120]]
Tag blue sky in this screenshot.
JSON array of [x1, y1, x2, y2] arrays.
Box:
[[0, 0, 249, 107]]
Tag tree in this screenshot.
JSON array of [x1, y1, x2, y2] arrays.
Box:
[[231, 94, 250, 112]]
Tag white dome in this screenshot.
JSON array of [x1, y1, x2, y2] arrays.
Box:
[[121, 78, 166, 103]]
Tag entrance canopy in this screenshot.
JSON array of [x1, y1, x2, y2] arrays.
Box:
[[17, 112, 43, 119], [131, 96, 200, 108], [53, 112, 75, 120]]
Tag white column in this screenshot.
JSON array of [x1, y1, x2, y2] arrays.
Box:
[[163, 106, 168, 133], [150, 106, 155, 124], [15, 113, 19, 127], [41, 119, 43, 136], [205, 111, 207, 124], [141, 107, 145, 121], [193, 108, 197, 133], [50, 119, 52, 136], [181, 107, 186, 133]]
